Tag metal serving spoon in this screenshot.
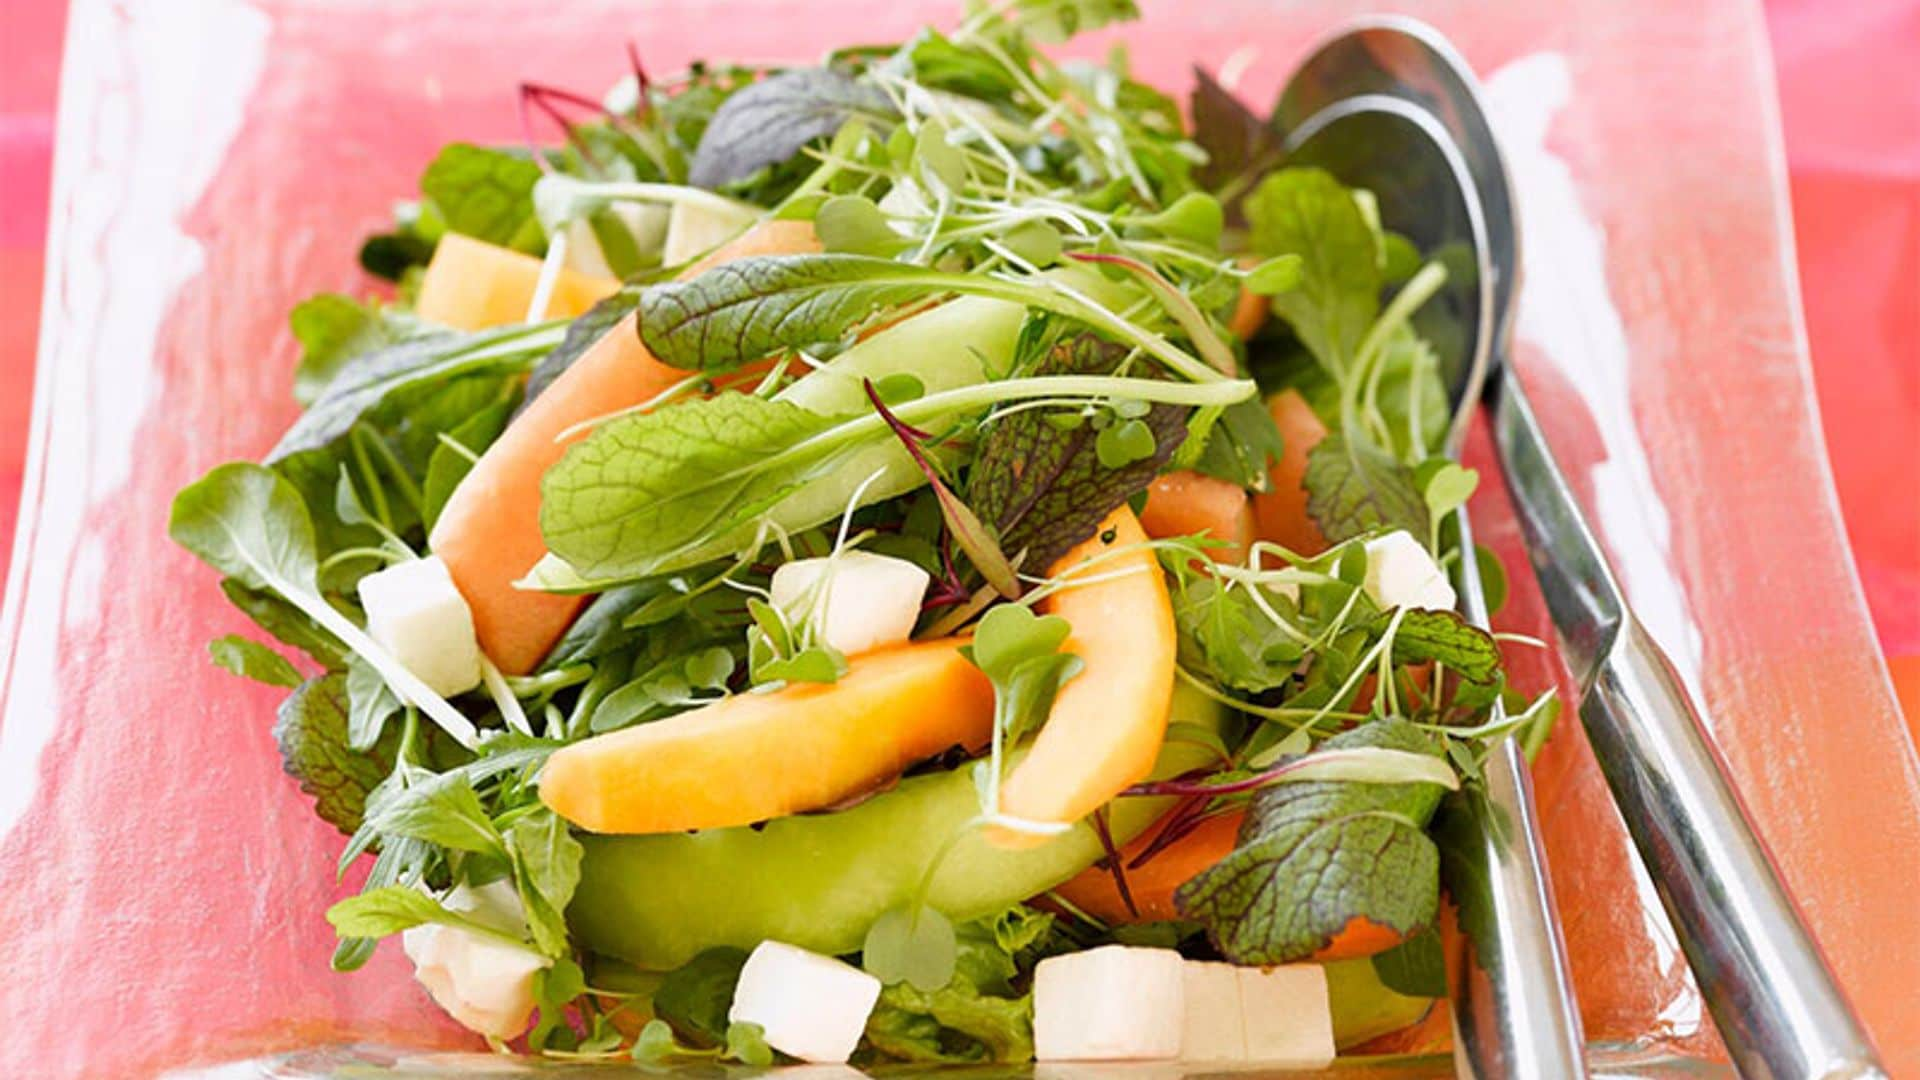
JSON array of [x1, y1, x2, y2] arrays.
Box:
[[1279, 20, 1886, 1080], [1276, 89, 1588, 1079]]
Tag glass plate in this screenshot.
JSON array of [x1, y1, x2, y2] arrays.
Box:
[[4, 0, 1915, 1076]]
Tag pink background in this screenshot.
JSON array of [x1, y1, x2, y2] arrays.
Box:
[[0, 0, 1914, 1076]]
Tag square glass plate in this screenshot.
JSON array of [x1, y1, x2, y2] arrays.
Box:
[[3, 0, 1915, 1076]]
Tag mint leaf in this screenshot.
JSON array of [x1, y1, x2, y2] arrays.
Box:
[[420, 143, 545, 252], [1378, 608, 1500, 683], [540, 393, 845, 580], [289, 294, 430, 406], [967, 335, 1187, 569], [689, 68, 894, 189], [1175, 718, 1449, 965], [273, 674, 390, 834], [864, 905, 960, 993], [365, 768, 504, 856], [208, 634, 303, 688], [1303, 431, 1428, 543], [1245, 167, 1381, 376]]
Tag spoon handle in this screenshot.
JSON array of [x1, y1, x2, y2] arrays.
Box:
[[1439, 505, 1589, 1079], [1490, 368, 1886, 1080]]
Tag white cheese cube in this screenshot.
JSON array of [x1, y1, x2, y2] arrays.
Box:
[[1033, 945, 1185, 1061], [1179, 961, 1246, 1061], [770, 550, 931, 658], [663, 197, 758, 267], [1362, 530, 1457, 612], [1236, 964, 1336, 1068], [564, 201, 670, 279], [358, 555, 482, 696], [729, 940, 882, 1064], [401, 881, 548, 1040]]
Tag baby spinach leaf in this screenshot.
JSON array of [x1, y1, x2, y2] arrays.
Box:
[[688, 68, 894, 189], [1303, 431, 1429, 543], [289, 294, 431, 406], [967, 335, 1187, 569], [420, 143, 545, 253], [654, 946, 750, 1047], [208, 634, 303, 688], [539, 393, 845, 579], [273, 674, 391, 835], [267, 321, 559, 462], [1175, 718, 1449, 965], [1245, 167, 1381, 378]]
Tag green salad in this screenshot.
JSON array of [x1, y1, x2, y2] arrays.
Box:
[[170, 0, 1555, 1066]]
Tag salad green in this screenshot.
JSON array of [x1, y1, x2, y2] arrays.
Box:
[[170, 0, 1554, 1063]]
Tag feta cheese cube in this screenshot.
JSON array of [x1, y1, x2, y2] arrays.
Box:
[[729, 940, 882, 1064], [1362, 530, 1457, 612], [1236, 964, 1336, 1068], [1033, 945, 1185, 1061], [358, 555, 482, 696], [564, 201, 670, 279], [663, 197, 758, 267], [1179, 962, 1246, 1061], [770, 550, 931, 658], [401, 880, 548, 1039]]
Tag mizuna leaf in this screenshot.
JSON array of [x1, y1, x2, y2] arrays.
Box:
[[688, 68, 895, 189], [1302, 431, 1429, 543], [1174, 718, 1449, 965], [966, 335, 1188, 569]]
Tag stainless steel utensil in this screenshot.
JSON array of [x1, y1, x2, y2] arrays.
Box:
[[1280, 20, 1886, 1080], [1279, 92, 1588, 1078]]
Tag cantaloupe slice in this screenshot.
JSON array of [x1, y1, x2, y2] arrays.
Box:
[[539, 639, 995, 833], [1250, 388, 1332, 557], [1139, 470, 1255, 566], [414, 232, 621, 331], [428, 218, 821, 674], [1052, 808, 1245, 924], [990, 506, 1177, 847]]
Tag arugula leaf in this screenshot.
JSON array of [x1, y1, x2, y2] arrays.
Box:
[[420, 395, 514, 532], [364, 767, 504, 856], [266, 321, 558, 462], [220, 579, 348, 669], [273, 674, 391, 834], [653, 946, 750, 1047], [1169, 577, 1303, 694], [506, 808, 583, 957], [1189, 66, 1281, 199], [326, 884, 526, 945], [1376, 608, 1500, 683], [1245, 168, 1381, 376], [967, 335, 1187, 569], [208, 634, 303, 688], [420, 143, 545, 253], [289, 294, 430, 406], [519, 287, 641, 411], [1175, 718, 1449, 965], [1303, 432, 1429, 543], [689, 68, 895, 189]]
